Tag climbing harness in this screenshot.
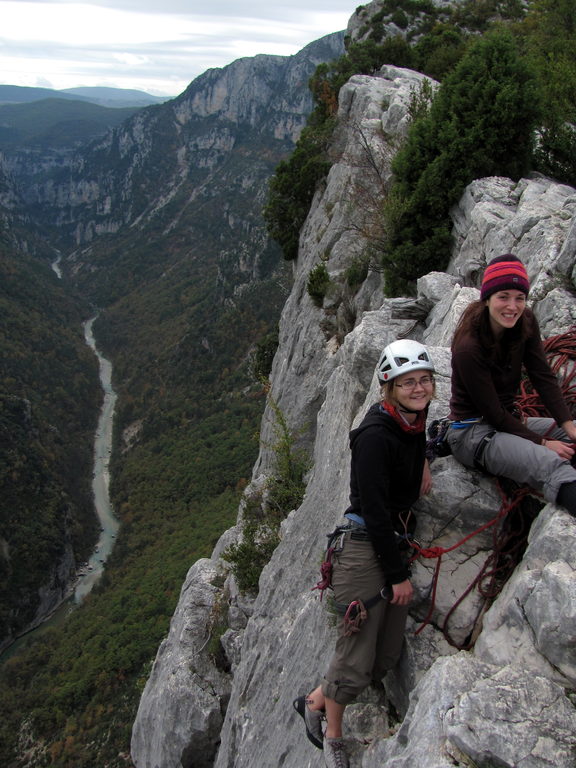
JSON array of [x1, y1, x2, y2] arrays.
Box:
[[312, 523, 393, 633]]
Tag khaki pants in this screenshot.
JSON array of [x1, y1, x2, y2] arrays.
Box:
[[321, 535, 409, 706]]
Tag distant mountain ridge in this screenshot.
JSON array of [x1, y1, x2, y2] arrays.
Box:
[[0, 98, 143, 150], [0, 27, 346, 658], [0, 83, 168, 108], [4, 32, 347, 279], [0, 84, 170, 150]]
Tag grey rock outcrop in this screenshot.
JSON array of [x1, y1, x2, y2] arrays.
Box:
[[131, 62, 576, 768], [364, 653, 576, 768], [475, 505, 576, 688], [131, 559, 231, 768]]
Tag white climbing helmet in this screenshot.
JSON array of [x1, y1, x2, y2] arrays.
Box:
[[377, 339, 435, 384]]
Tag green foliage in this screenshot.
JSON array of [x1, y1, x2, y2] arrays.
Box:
[[307, 262, 331, 306], [265, 398, 310, 517], [204, 582, 232, 671], [383, 30, 540, 294], [534, 122, 576, 186], [0, 241, 100, 642], [344, 256, 370, 291], [263, 0, 528, 264], [224, 397, 310, 594], [407, 78, 436, 124], [263, 118, 335, 261], [412, 24, 469, 81], [519, 0, 576, 184], [451, 0, 527, 31], [224, 516, 280, 594], [249, 329, 279, 382]]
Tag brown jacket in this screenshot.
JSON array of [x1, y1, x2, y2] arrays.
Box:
[[449, 309, 571, 444]]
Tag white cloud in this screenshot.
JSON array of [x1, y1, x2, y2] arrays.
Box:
[[0, 0, 355, 96]]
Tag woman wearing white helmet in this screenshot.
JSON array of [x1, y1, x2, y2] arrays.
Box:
[[294, 338, 435, 768]]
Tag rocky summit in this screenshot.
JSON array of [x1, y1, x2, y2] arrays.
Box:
[[130, 65, 576, 768]]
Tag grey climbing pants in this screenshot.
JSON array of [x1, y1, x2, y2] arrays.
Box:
[[447, 417, 576, 503], [321, 534, 409, 706]]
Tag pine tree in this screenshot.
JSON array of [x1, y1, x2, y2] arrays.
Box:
[[383, 30, 540, 295]]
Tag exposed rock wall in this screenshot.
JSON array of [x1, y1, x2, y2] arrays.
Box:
[[3, 33, 345, 250], [131, 65, 576, 768]]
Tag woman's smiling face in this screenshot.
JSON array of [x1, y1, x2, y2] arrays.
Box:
[[486, 290, 527, 335], [393, 370, 435, 412]]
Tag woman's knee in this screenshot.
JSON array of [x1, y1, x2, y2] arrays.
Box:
[[321, 676, 365, 706]]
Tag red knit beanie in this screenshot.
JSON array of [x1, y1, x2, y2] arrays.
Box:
[[480, 255, 530, 301]]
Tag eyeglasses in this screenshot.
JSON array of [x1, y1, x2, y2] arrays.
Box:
[[394, 375, 434, 390]]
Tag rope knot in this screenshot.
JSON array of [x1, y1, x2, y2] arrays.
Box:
[[311, 548, 334, 600], [419, 546, 444, 559]]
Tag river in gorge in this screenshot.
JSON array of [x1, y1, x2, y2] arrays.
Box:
[[76, 316, 119, 600], [0, 303, 119, 659], [54, 255, 120, 601]]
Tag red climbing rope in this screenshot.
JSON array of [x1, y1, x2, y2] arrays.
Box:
[[408, 482, 534, 644], [519, 327, 576, 415], [312, 549, 335, 600]]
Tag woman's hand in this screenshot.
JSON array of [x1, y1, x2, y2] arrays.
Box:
[[560, 420, 576, 443], [390, 579, 413, 605], [420, 459, 432, 496], [543, 439, 575, 460]]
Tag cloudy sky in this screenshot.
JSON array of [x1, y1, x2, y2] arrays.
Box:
[[0, 0, 358, 97]]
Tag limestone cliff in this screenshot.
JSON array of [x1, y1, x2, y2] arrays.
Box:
[[131, 64, 576, 768], [2, 33, 345, 255]]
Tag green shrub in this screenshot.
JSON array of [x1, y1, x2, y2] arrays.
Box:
[[413, 23, 469, 80], [344, 257, 370, 290], [534, 122, 576, 186], [521, 0, 576, 185], [307, 263, 331, 307], [382, 30, 540, 295], [223, 398, 310, 594], [391, 9, 409, 28], [249, 329, 279, 382], [263, 118, 335, 261], [224, 520, 280, 594]]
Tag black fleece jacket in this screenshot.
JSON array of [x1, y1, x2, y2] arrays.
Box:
[[346, 403, 425, 584]]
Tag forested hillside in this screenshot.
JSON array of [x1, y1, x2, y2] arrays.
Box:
[[0, 235, 100, 645], [0, 99, 142, 151], [0, 32, 343, 768]]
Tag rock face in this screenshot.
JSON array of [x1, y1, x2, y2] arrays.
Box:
[[131, 559, 232, 768], [3, 33, 345, 253], [131, 64, 576, 768]]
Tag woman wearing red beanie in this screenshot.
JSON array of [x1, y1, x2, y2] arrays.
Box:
[[447, 254, 576, 514]]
